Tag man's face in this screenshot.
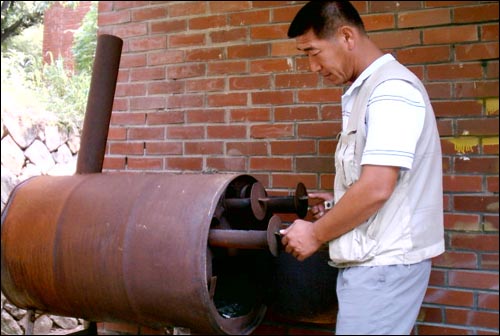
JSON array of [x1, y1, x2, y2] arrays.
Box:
[[295, 29, 351, 85]]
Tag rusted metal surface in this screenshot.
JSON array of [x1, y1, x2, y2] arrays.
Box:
[[76, 34, 122, 174], [1, 173, 273, 335]]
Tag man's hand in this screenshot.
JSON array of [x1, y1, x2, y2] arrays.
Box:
[[280, 219, 323, 261]]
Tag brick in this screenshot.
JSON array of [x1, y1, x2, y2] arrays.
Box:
[[250, 124, 294, 139], [478, 292, 499, 310], [185, 141, 223, 155], [186, 109, 225, 123], [398, 8, 451, 28], [396, 45, 451, 64], [113, 23, 148, 38], [168, 1, 207, 17], [102, 157, 126, 170], [167, 64, 206, 80], [120, 53, 147, 68], [448, 270, 499, 290], [298, 88, 342, 103], [272, 5, 302, 23], [252, 91, 294, 105], [185, 48, 224, 62], [127, 157, 163, 170], [165, 157, 202, 171], [270, 140, 315, 155], [130, 67, 165, 81], [250, 157, 292, 171], [150, 19, 187, 34], [109, 142, 144, 155], [166, 126, 204, 139], [207, 92, 247, 107], [129, 36, 166, 51], [208, 60, 247, 75], [251, 24, 289, 40], [129, 96, 165, 110], [445, 308, 499, 330], [453, 3, 499, 23], [275, 106, 318, 121], [432, 100, 482, 118], [166, 94, 204, 109], [443, 175, 483, 193], [275, 73, 319, 88], [455, 42, 499, 61], [271, 173, 317, 190], [427, 63, 483, 81], [271, 40, 302, 57], [481, 252, 499, 270], [148, 81, 185, 95], [229, 75, 271, 90], [128, 127, 165, 140], [189, 15, 226, 30], [481, 24, 499, 42], [424, 288, 474, 307], [207, 125, 246, 139], [369, 30, 421, 49], [210, 28, 247, 44], [369, 1, 422, 12], [298, 122, 342, 138], [424, 25, 478, 45], [147, 111, 184, 125], [432, 251, 478, 269], [417, 325, 469, 335], [230, 9, 270, 26], [115, 83, 147, 97], [454, 157, 498, 175], [209, 1, 251, 13], [230, 108, 271, 122], [111, 112, 146, 125], [363, 13, 395, 31], [450, 233, 499, 252], [98, 10, 131, 26], [250, 59, 293, 73], [206, 157, 247, 172], [228, 44, 269, 59], [168, 33, 205, 48], [107, 127, 127, 140], [418, 306, 443, 323], [444, 213, 481, 231], [486, 175, 499, 193], [457, 118, 499, 136], [296, 157, 334, 173], [227, 142, 268, 156], [145, 142, 182, 155], [148, 50, 184, 65], [455, 81, 499, 99]]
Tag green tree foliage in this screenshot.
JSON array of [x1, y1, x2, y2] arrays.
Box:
[[72, 1, 97, 74], [1, 1, 77, 47], [1, 0, 96, 132]]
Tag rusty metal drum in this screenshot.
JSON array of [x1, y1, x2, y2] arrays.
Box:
[[1, 172, 273, 335]]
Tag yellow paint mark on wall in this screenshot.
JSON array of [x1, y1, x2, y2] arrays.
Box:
[[485, 98, 499, 115], [483, 137, 499, 146], [448, 137, 479, 154]]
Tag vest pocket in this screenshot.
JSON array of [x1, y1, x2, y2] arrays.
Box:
[[328, 223, 378, 265]]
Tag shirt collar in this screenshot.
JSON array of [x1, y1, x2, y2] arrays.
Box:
[[343, 54, 395, 98]]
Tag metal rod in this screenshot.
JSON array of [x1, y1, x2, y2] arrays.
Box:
[[208, 229, 268, 250], [76, 34, 123, 174]]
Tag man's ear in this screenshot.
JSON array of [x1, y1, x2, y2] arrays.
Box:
[[338, 25, 356, 49]]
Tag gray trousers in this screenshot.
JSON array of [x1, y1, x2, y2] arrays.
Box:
[[335, 259, 432, 335]]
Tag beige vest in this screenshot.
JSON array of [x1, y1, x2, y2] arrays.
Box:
[[329, 60, 445, 267]]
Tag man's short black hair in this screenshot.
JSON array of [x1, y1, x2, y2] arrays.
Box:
[[288, 1, 366, 39]]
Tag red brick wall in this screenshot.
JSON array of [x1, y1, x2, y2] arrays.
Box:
[[42, 1, 92, 70], [84, 1, 497, 334]]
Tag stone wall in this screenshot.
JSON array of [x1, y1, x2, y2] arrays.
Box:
[[1, 109, 87, 335]]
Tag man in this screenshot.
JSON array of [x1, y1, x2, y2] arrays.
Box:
[[279, 1, 445, 334]]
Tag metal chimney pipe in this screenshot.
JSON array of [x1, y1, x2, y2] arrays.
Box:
[[76, 34, 123, 174]]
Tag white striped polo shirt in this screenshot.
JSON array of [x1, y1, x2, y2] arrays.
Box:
[[341, 54, 425, 170]]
